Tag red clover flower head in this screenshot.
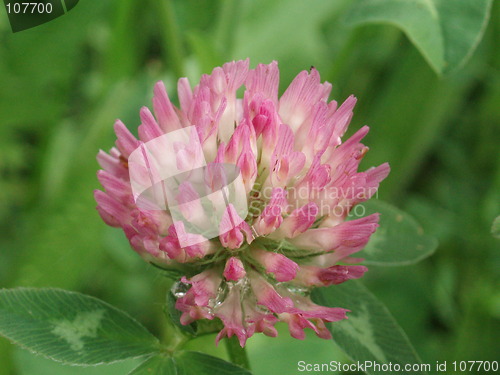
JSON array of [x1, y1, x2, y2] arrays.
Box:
[[95, 59, 390, 347]]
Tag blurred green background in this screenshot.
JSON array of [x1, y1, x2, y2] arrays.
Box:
[[0, 0, 498, 374]]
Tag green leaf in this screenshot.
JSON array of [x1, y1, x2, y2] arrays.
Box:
[[14, 349, 142, 375], [129, 351, 252, 375], [128, 355, 176, 375], [312, 281, 427, 375], [14, 81, 143, 290], [0, 288, 160, 365], [354, 200, 438, 266], [232, 0, 349, 85], [343, 0, 493, 74]]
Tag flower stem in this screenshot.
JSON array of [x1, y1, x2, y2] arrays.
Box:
[[225, 336, 251, 370]]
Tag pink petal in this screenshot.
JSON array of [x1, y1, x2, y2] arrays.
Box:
[[244, 98, 279, 169], [152, 81, 182, 132], [212, 60, 250, 143], [278, 294, 348, 340], [96, 150, 128, 180], [94, 190, 130, 227], [173, 129, 205, 171], [292, 157, 331, 204], [296, 265, 368, 286], [160, 222, 213, 262], [175, 181, 205, 222], [290, 213, 380, 253], [219, 204, 253, 249], [223, 257, 246, 281], [254, 188, 287, 236], [175, 281, 215, 325], [183, 269, 222, 306], [223, 59, 250, 91], [177, 77, 193, 114], [324, 125, 370, 167], [243, 298, 279, 338], [271, 202, 318, 239], [318, 265, 368, 285], [114, 120, 139, 158], [251, 249, 299, 282], [269, 124, 306, 186], [237, 139, 258, 193], [364, 163, 391, 193], [246, 61, 279, 104], [327, 95, 357, 148], [97, 170, 133, 204], [138, 107, 163, 142], [279, 313, 316, 340], [214, 286, 248, 347], [279, 68, 331, 133], [250, 273, 293, 313], [225, 121, 251, 164]]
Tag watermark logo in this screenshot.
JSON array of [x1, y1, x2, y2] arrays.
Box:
[[128, 128, 380, 246], [3, 1, 79, 33], [128, 127, 248, 248]]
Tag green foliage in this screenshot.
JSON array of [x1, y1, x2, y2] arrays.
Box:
[[356, 200, 437, 265], [130, 351, 252, 375], [14, 349, 141, 375], [0, 289, 160, 365], [313, 281, 426, 375], [246, 324, 346, 375], [0, 0, 498, 373], [128, 355, 177, 375], [232, 0, 346, 80], [343, 0, 493, 74]]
